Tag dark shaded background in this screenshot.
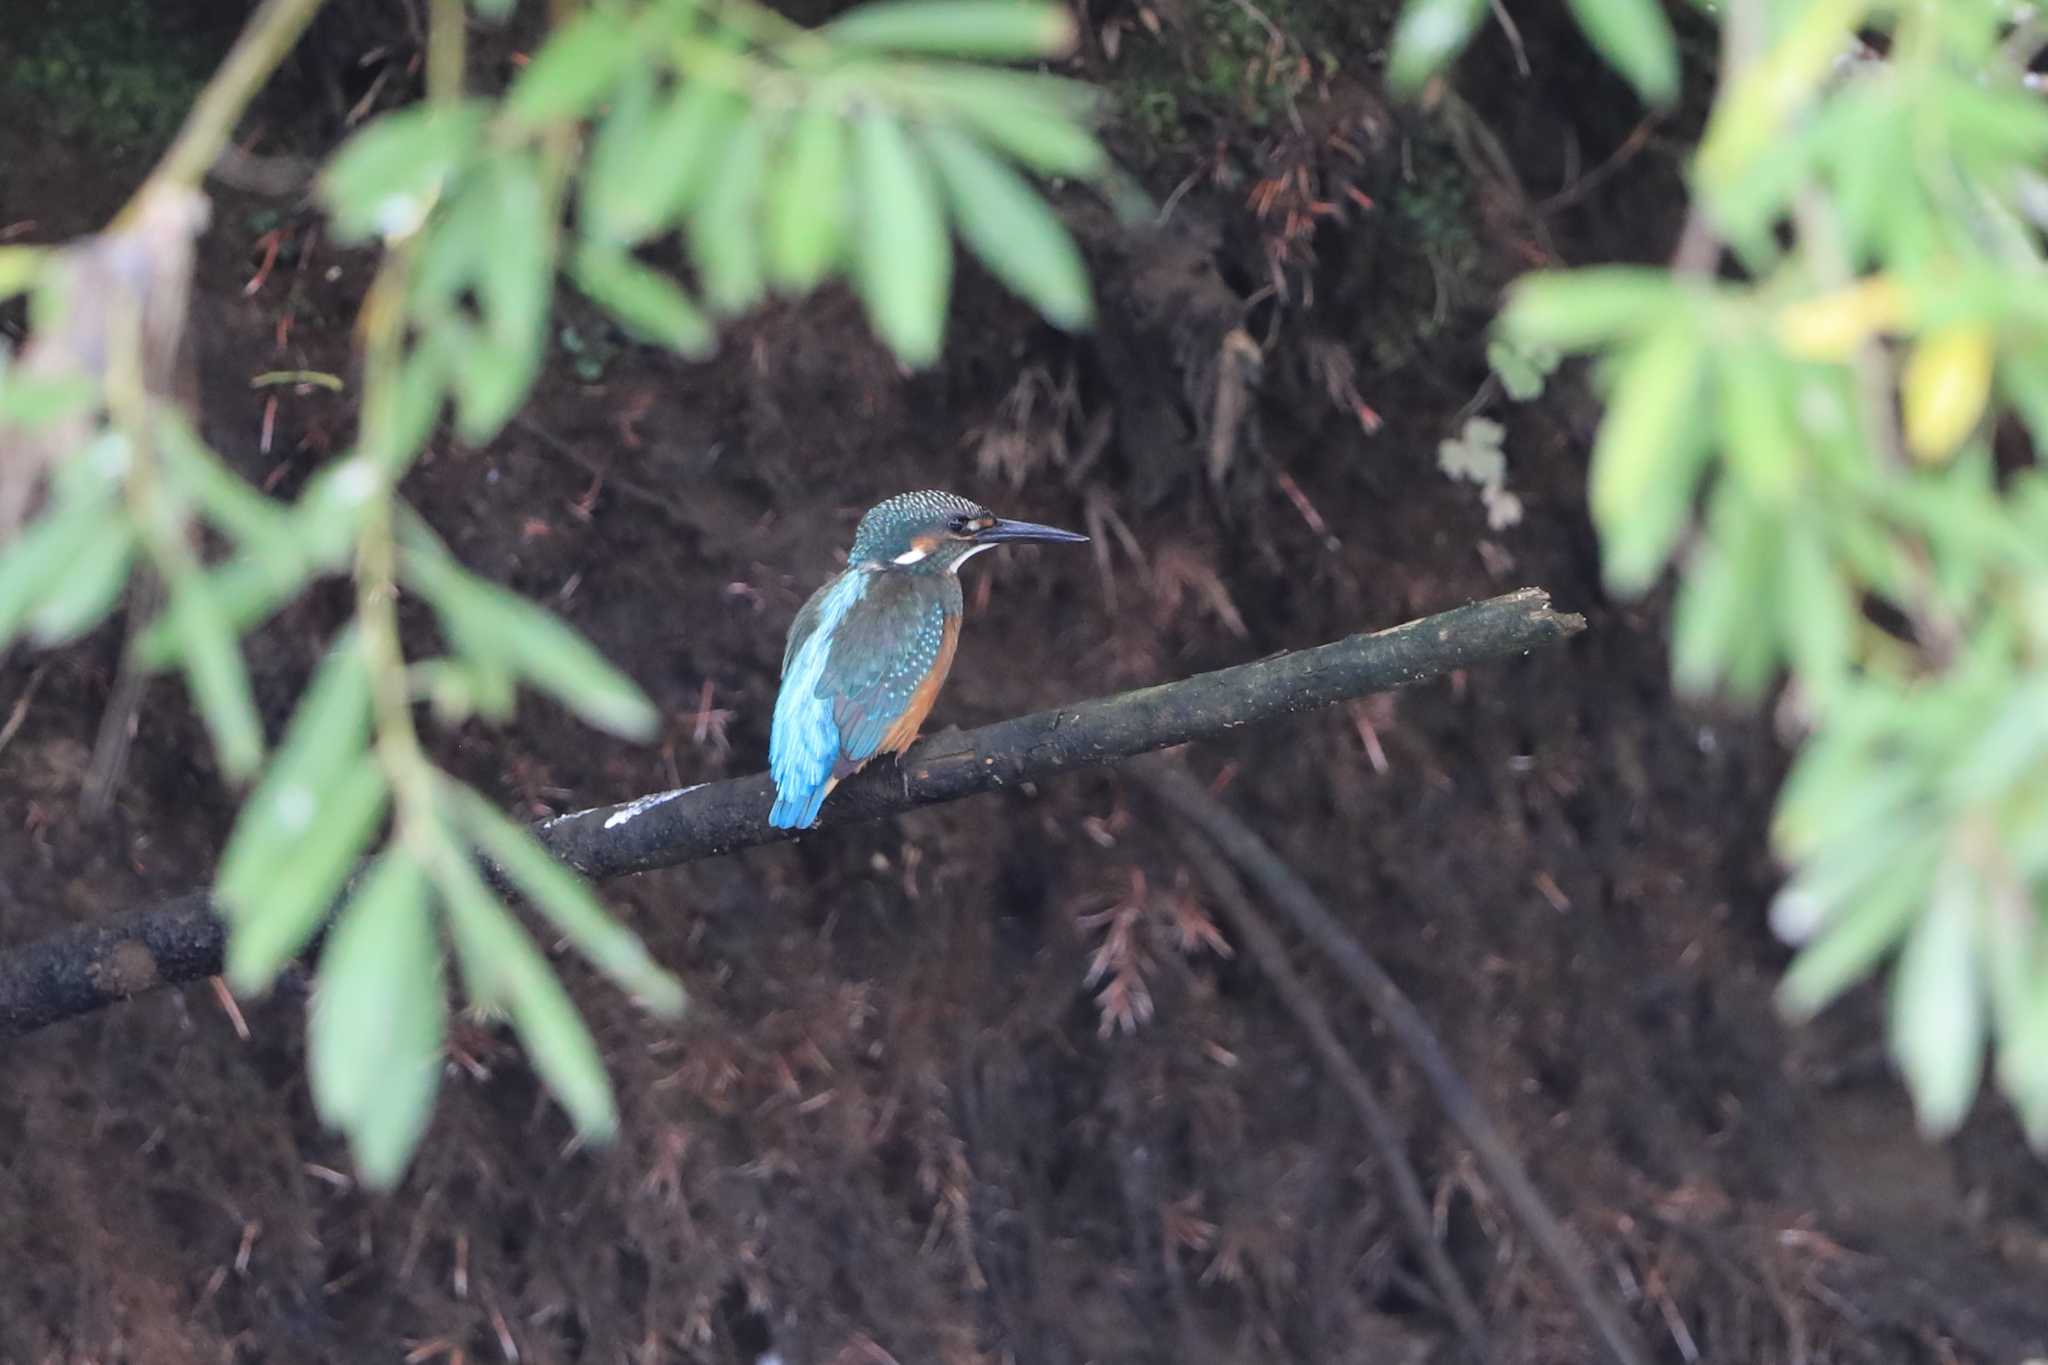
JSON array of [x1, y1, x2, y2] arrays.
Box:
[[4, 1, 2045, 1361]]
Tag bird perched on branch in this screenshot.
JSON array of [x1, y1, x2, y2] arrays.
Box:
[[769, 490, 1089, 830]]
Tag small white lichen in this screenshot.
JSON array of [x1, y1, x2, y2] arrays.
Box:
[[273, 783, 316, 832], [1437, 417, 1524, 530], [373, 193, 429, 240], [331, 458, 379, 506], [602, 785, 700, 830], [1769, 888, 1824, 946]]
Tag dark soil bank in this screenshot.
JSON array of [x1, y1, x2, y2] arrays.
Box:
[[4, 4, 2047, 1363]]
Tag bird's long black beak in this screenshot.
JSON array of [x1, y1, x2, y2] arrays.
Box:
[[974, 517, 1090, 545]]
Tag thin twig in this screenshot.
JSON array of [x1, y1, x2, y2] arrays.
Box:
[[1669, 208, 1722, 277], [1542, 116, 1662, 217], [1170, 826, 1490, 1361], [512, 415, 697, 529], [122, 0, 332, 221], [1134, 761, 1652, 1365], [0, 663, 51, 760], [1486, 0, 1530, 78], [83, 576, 165, 820]]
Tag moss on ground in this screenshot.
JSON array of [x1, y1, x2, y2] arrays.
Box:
[[1113, 0, 1380, 156], [4, 0, 233, 156]]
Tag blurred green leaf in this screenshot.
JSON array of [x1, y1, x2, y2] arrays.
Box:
[[1705, 107, 1829, 263], [164, 566, 265, 783], [921, 123, 1091, 330], [1779, 836, 1937, 1017], [579, 60, 660, 242], [448, 780, 686, 1017], [570, 244, 716, 355], [948, 102, 1107, 181], [1774, 690, 1917, 857], [27, 515, 134, 645], [438, 844, 517, 1011], [1499, 268, 1682, 352], [1772, 803, 1928, 946], [1938, 73, 2048, 165], [0, 371, 97, 428], [1999, 345, 2048, 458], [159, 419, 308, 577], [1386, 0, 1486, 97], [400, 537, 659, 738], [853, 109, 952, 367], [903, 66, 1107, 177], [0, 246, 44, 300], [224, 761, 390, 993], [469, 0, 516, 18], [1942, 677, 2048, 807], [1715, 344, 1801, 503], [412, 175, 496, 319], [1671, 482, 1778, 697], [136, 553, 306, 670], [1588, 318, 1707, 592], [824, 0, 1077, 57], [591, 80, 746, 243], [1695, 0, 1855, 197], [1486, 338, 1557, 402], [506, 11, 640, 125], [392, 520, 521, 714], [689, 107, 774, 315], [438, 850, 620, 1138], [1995, 977, 2048, 1149], [0, 482, 118, 647], [319, 103, 486, 243], [1564, 0, 1678, 105], [308, 844, 444, 1189], [455, 154, 555, 441], [1892, 856, 1986, 1136], [382, 333, 458, 464], [766, 103, 850, 294], [413, 657, 492, 726], [1776, 521, 1853, 710], [216, 628, 374, 916], [349, 967, 448, 1188], [893, 62, 1099, 118], [1822, 84, 1905, 269], [1902, 324, 1994, 464]]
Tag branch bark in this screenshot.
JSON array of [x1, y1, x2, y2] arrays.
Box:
[[0, 588, 1583, 1040]]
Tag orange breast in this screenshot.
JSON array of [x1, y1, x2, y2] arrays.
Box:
[[879, 611, 961, 756]]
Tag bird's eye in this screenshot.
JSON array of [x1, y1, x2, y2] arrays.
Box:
[[948, 514, 971, 534]]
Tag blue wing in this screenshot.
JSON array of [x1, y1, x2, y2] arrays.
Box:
[[769, 571, 870, 829], [768, 572, 958, 829]]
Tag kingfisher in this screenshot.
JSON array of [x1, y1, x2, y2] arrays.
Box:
[[768, 490, 1089, 829]]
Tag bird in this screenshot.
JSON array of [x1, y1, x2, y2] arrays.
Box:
[[768, 490, 1089, 830]]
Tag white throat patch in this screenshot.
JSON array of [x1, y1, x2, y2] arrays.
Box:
[[892, 546, 929, 565], [949, 543, 996, 573]]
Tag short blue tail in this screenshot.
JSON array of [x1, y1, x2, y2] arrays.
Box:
[[768, 781, 831, 830]]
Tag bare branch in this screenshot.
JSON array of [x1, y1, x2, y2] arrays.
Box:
[[0, 588, 1584, 1040]]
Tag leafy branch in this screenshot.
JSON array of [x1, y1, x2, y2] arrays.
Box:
[[1392, 0, 2048, 1140], [0, 0, 1122, 1185]]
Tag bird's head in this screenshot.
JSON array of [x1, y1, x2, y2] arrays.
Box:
[[848, 490, 1088, 575]]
